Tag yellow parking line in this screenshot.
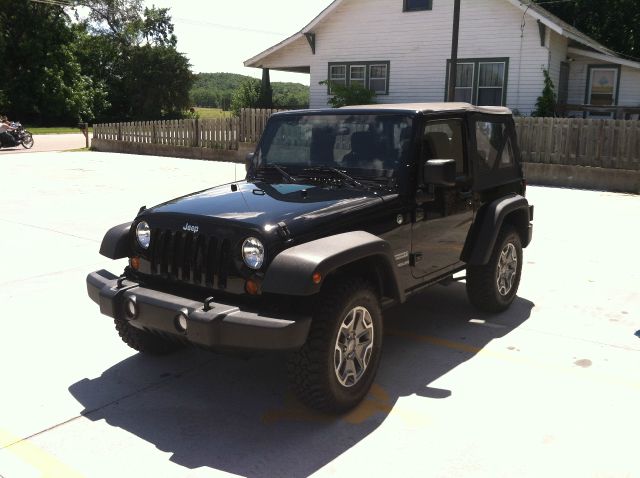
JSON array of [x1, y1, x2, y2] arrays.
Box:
[[0, 429, 84, 478]]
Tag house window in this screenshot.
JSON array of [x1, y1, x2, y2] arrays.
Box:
[[446, 58, 509, 106], [404, 0, 433, 12], [369, 64, 388, 94], [454, 63, 474, 103], [329, 65, 347, 92], [478, 62, 506, 106], [327, 61, 390, 95], [585, 65, 621, 118], [350, 65, 366, 88]]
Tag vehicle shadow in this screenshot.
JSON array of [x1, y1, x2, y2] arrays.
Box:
[[69, 283, 533, 477]]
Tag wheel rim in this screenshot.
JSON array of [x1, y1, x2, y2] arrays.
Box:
[[333, 306, 374, 388], [22, 135, 34, 149], [496, 242, 518, 296]]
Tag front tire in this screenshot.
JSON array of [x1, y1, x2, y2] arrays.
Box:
[[21, 132, 34, 149], [288, 278, 383, 413], [466, 226, 523, 313], [114, 318, 184, 355]]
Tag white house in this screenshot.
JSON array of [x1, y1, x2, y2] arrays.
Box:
[[245, 0, 640, 117]]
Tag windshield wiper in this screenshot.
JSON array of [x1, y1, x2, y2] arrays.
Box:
[[301, 167, 367, 190], [255, 164, 297, 183]]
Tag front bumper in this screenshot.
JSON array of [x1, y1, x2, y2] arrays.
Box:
[[86, 270, 311, 351]]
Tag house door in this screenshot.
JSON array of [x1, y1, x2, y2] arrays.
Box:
[[586, 67, 619, 118], [411, 118, 474, 278]]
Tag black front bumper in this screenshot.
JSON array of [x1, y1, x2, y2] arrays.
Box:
[[87, 270, 311, 351]]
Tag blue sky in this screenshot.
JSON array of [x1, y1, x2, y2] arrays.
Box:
[[144, 0, 335, 84]]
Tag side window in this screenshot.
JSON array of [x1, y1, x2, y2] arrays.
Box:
[[475, 121, 512, 170], [423, 119, 466, 175], [474, 119, 517, 187]]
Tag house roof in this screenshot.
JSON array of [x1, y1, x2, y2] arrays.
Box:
[[245, 0, 633, 69]]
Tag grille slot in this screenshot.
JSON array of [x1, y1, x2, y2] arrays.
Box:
[[149, 229, 228, 288]]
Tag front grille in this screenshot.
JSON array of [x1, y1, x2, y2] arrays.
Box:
[[148, 229, 231, 289]]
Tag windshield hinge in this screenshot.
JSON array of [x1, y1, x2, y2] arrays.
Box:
[[277, 222, 292, 241]]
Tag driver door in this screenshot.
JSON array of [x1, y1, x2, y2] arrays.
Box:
[[411, 118, 474, 278]]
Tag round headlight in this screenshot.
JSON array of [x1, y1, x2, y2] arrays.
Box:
[[136, 221, 151, 249], [242, 237, 265, 270]]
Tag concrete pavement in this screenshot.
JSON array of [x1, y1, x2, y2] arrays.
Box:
[[0, 133, 87, 154], [0, 151, 638, 478]]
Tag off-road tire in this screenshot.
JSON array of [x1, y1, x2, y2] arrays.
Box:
[[466, 226, 523, 313], [288, 278, 383, 413], [114, 318, 184, 355]]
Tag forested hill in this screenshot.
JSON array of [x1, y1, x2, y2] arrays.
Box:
[[190, 72, 309, 110]]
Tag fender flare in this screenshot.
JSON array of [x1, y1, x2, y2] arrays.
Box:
[[99, 222, 132, 259], [464, 195, 531, 266], [262, 231, 403, 301]]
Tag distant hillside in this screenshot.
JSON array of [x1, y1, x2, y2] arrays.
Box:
[[190, 72, 309, 110]]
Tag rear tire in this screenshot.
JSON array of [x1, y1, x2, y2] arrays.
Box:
[[114, 318, 184, 355], [466, 226, 523, 313], [288, 278, 383, 413]]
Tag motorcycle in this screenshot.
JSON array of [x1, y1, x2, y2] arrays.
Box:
[[9, 122, 35, 149]]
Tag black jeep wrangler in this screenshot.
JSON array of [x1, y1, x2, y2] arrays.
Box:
[[87, 103, 533, 412]]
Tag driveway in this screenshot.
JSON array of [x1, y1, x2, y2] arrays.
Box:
[[0, 151, 638, 477], [0, 133, 86, 154]]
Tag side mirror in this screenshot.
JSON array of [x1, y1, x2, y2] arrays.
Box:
[[423, 159, 456, 187], [245, 152, 255, 173]]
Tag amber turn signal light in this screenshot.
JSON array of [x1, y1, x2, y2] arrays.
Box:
[[130, 257, 140, 270], [245, 279, 260, 295], [312, 272, 322, 285]]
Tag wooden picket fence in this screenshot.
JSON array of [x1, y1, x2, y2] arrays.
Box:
[[93, 108, 287, 150], [515, 117, 640, 171], [93, 111, 640, 171], [94, 118, 241, 150], [238, 108, 287, 142]]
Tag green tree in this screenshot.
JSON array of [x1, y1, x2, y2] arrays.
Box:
[[0, 0, 106, 124], [534, 0, 639, 59], [319, 81, 376, 108], [71, 0, 192, 121], [121, 45, 192, 119], [189, 73, 308, 110], [231, 78, 261, 115], [533, 69, 557, 117]]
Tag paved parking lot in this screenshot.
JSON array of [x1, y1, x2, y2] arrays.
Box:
[[0, 151, 638, 478]]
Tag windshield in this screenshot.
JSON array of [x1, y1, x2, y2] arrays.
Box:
[[256, 114, 414, 182]]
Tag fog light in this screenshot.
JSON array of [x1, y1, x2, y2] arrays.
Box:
[[125, 297, 137, 319], [174, 311, 188, 333]]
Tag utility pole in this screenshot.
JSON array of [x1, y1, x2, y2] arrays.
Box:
[[447, 0, 461, 102]]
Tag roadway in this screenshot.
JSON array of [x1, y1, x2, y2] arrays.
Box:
[[0, 133, 87, 154]]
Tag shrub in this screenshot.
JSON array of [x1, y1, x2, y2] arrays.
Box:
[[319, 80, 376, 108]]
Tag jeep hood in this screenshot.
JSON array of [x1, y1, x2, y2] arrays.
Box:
[[140, 180, 394, 233]]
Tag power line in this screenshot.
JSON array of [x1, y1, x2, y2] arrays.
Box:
[[28, 0, 73, 6]]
